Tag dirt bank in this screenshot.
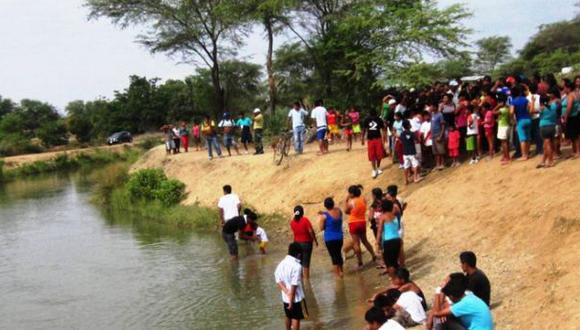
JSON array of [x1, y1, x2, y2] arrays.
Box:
[[134, 143, 580, 329]]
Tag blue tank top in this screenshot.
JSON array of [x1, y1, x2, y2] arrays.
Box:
[[562, 97, 568, 118], [512, 96, 530, 121], [383, 216, 400, 241], [323, 211, 343, 242], [540, 102, 558, 127]]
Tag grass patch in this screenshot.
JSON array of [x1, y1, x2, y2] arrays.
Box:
[[0, 147, 141, 182]]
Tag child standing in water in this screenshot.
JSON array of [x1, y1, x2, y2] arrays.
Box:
[[448, 125, 460, 167], [254, 224, 269, 254]]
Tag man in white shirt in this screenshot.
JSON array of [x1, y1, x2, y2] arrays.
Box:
[[275, 243, 306, 330], [288, 102, 309, 154], [310, 99, 329, 154], [217, 185, 241, 226]]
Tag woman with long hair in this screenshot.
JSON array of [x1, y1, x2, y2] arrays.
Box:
[[375, 199, 401, 278], [290, 205, 318, 280], [345, 185, 376, 269], [318, 197, 344, 277]]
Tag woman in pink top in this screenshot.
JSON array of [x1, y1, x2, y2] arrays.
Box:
[[483, 103, 496, 159], [455, 96, 468, 154]]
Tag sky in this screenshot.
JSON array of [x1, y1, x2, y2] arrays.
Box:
[[0, 0, 577, 111]]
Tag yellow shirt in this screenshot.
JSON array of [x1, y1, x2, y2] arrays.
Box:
[[253, 114, 264, 130]]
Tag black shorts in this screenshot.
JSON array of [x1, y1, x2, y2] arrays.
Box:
[[566, 115, 580, 140], [325, 239, 343, 266], [297, 242, 313, 268], [222, 232, 238, 256], [283, 300, 305, 320], [540, 125, 556, 140], [382, 238, 402, 268], [241, 127, 253, 143]]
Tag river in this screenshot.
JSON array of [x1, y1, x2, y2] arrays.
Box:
[[0, 170, 378, 329]]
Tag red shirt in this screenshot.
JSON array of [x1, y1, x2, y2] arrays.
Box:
[[290, 217, 313, 243], [327, 112, 337, 125]]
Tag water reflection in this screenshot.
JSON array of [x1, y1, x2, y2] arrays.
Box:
[[0, 168, 374, 329]]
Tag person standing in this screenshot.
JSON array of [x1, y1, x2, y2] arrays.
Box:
[[179, 121, 190, 152], [253, 108, 265, 155], [341, 109, 354, 151], [310, 99, 329, 155], [345, 185, 376, 269], [222, 209, 258, 261], [218, 113, 240, 157], [400, 120, 422, 184], [318, 197, 344, 277], [191, 121, 202, 151], [202, 115, 222, 160], [430, 102, 447, 170], [275, 242, 306, 330], [361, 109, 387, 179], [218, 185, 241, 226], [562, 78, 580, 158], [236, 112, 253, 154], [172, 125, 181, 153], [349, 106, 362, 142], [290, 205, 318, 281], [288, 102, 309, 154], [510, 85, 532, 160], [493, 95, 511, 165], [538, 90, 560, 168], [439, 93, 456, 127], [376, 199, 401, 277]]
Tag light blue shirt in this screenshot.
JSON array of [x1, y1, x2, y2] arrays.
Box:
[[236, 117, 252, 127], [382, 217, 400, 241], [450, 293, 494, 330]]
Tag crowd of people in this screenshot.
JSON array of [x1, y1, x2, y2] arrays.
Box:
[[161, 74, 579, 188], [217, 183, 494, 330]]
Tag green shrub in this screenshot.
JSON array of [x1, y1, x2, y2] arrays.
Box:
[[138, 136, 162, 150], [126, 168, 167, 201], [155, 179, 186, 205]]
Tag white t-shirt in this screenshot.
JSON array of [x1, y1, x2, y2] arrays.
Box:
[[256, 227, 268, 242], [274, 255, 304, 303], [420, 122, 432, 147], [410, 116, 422, 133], [527, 94, 541, 119], [218, 119, 235, 128], [467, 113, 480, 136], [379, 319, 405, 330], [288, 108, 308, 128], [310, 106, 328, 129], [396, 291, 427, 324], [217, 193, 240, 221]]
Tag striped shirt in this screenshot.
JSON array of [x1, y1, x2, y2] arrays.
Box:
[[274, 256, 304, 303]]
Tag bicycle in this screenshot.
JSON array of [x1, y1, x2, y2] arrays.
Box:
[[272, 130, 293, 166]]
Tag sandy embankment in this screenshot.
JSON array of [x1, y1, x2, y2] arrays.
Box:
[[134, 143, 580, 329]]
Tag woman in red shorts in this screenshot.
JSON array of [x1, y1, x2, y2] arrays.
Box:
[[345, 185, 376, 269]]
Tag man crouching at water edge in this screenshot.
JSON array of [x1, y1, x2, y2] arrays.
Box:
[[275, 242, 306, 330], [221, 209, 257, 261]]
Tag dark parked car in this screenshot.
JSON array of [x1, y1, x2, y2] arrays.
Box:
[[107, 131, 133, 145]]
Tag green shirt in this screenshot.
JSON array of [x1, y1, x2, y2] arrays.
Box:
[[498, 106, 510, 127]]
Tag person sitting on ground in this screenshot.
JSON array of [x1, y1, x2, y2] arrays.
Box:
[[430, 273, 494, 330], [365, 306, 405, 330], [390, 267, 428, 311], [318, 197, 344, 278], [460, 251, 491, 306], [383, 288, 427, 327]]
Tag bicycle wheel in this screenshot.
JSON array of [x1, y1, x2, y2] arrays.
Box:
[[273, 141, 285, 165]]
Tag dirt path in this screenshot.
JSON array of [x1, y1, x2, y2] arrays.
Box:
[[134, 142, 580, 329]]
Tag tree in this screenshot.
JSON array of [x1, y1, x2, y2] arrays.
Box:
[[0, 96, 15, 119], [66, 100, 94, 143], [520, 18, 580, 60], [37, 120, 69, 148], [475, 36, 512, 74], [87, 0, 248, 115]]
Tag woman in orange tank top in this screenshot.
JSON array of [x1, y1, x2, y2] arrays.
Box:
[[345, 185, 376, 269]]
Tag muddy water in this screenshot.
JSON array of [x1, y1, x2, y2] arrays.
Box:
[[0, 171, 379, 329]]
